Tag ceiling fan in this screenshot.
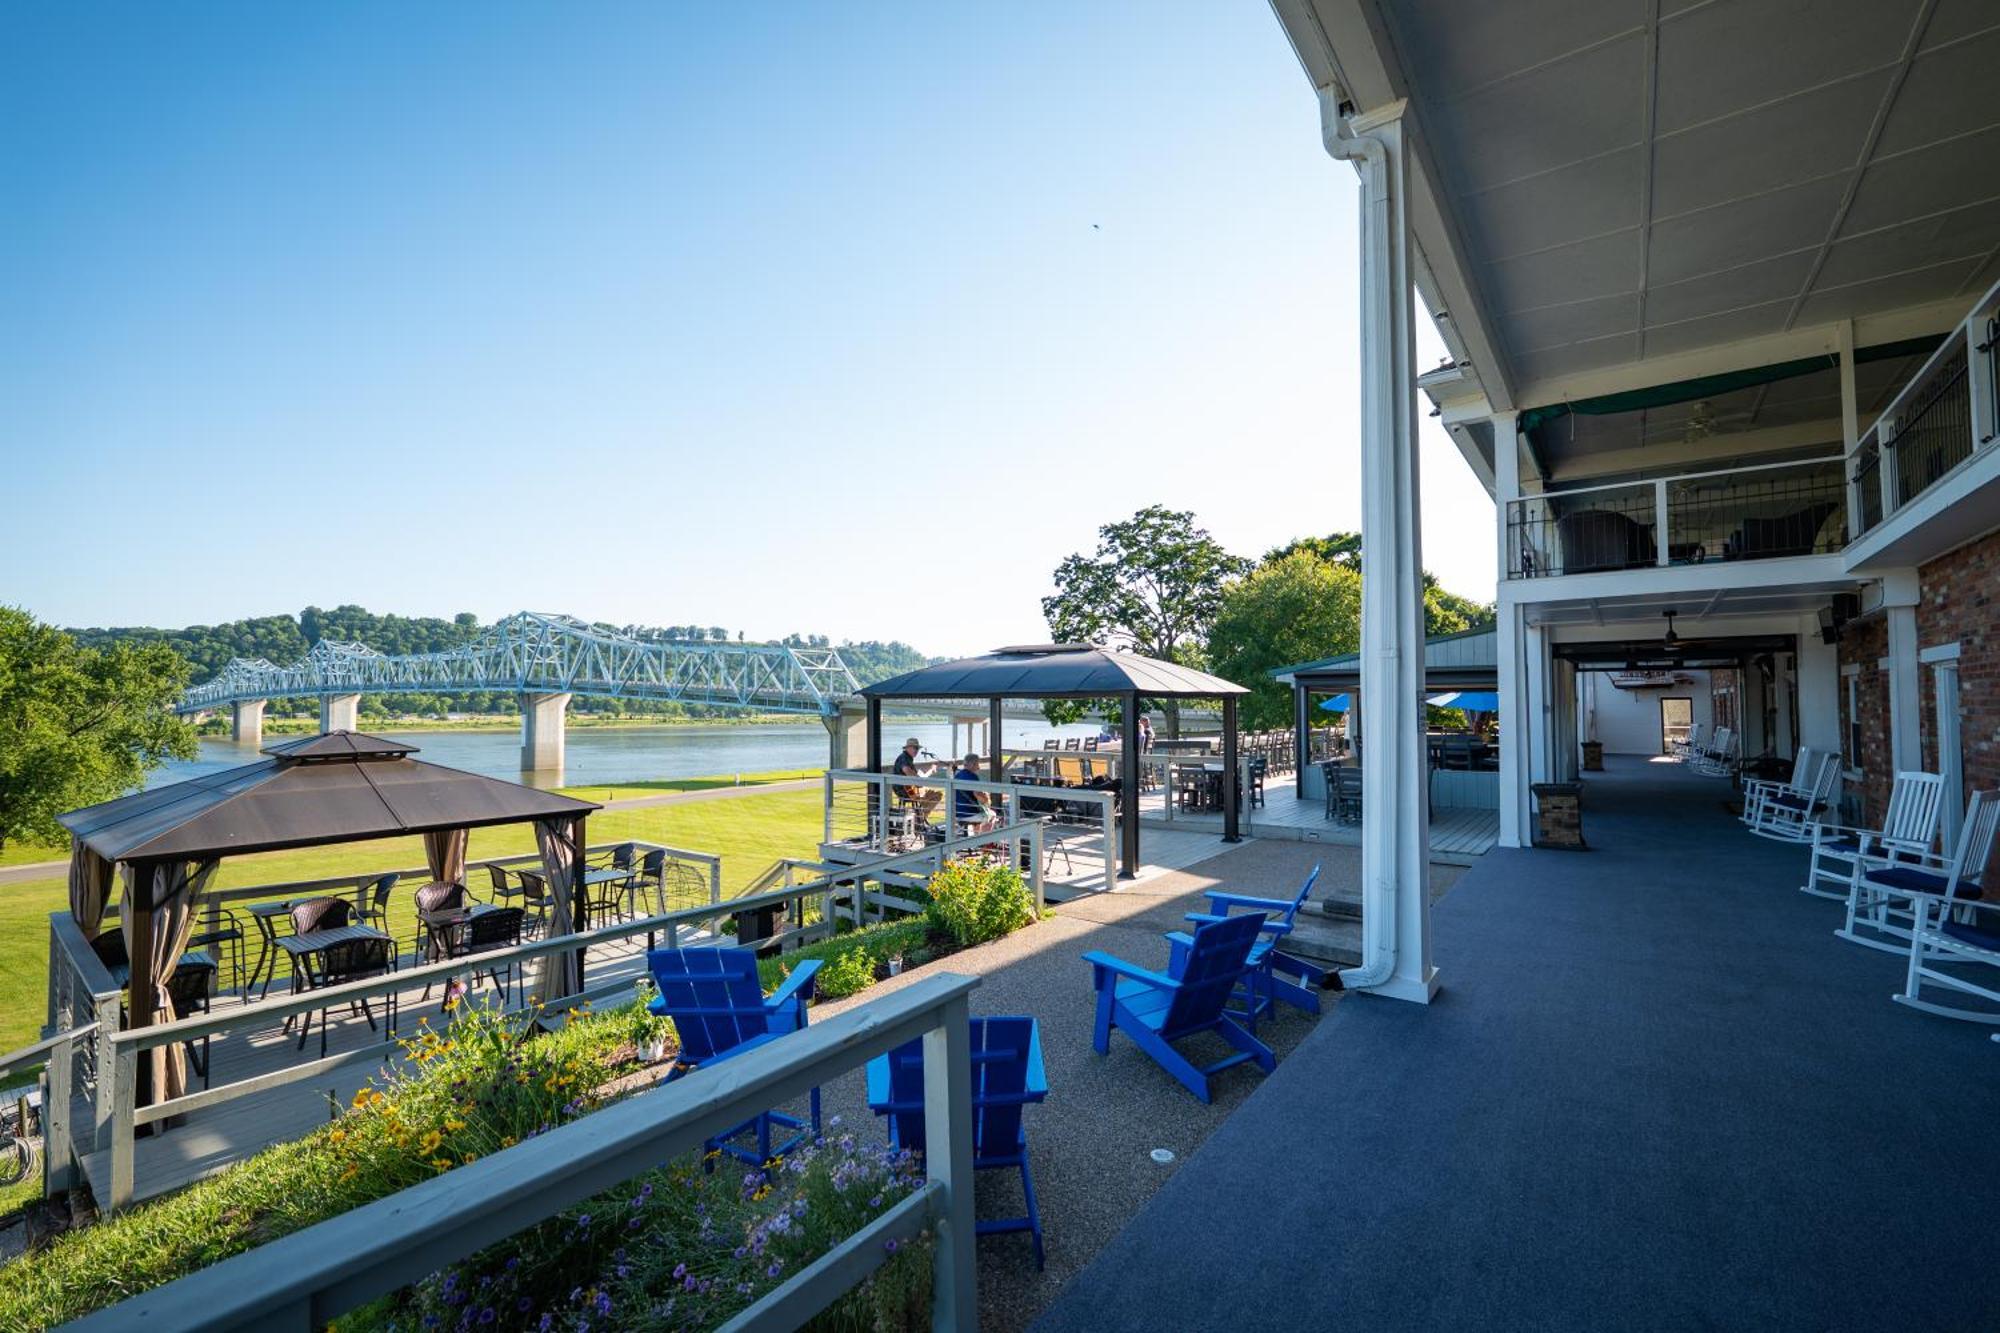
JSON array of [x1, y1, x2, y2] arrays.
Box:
[[1662, 609, 1683, 654]]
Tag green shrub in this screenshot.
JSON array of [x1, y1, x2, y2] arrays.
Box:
[[757, 919, 929, 998], [924, 858, 1032, 948], [815, 946, 879, 999]]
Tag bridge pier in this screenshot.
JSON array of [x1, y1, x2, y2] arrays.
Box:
[[520, 692, 571, 771], [230, 699, 266, 747], [320, 693, 360, 733], [824, 700, 870, 770]]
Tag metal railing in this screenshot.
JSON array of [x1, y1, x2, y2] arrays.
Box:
[[826, 766, 1117, 890], [41, 913, 122, 1196], [68, 973, 984, 1333], [1505, 457, 1846, 578], [1850, 276, 2000, 538]]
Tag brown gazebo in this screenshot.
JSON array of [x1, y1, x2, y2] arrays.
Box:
[[58, 731, 599, 1105], [858, 645, 1250, 878]]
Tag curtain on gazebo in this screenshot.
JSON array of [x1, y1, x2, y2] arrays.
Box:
[[424, 827, 469, 888], [121, 858, 219, 1105], [68, 842, 115, 939], [530, 815, 586, 1003]]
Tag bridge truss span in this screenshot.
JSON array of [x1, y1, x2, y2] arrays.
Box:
[[176, 612, 862, 719]]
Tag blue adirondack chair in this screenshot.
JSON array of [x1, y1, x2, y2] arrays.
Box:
[[1083, 912, 1276, 1103], [865, 1015, 1049, 1269], [1170, 863, 1324, 1030], [646, 946, 823, 1167]]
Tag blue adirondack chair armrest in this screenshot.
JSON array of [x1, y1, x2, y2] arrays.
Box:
[[1082, 949, 1180, 993], [1201, 890, 1298, 915], [1182, 910, 1293, 938], [768, 958, 823, 1013]]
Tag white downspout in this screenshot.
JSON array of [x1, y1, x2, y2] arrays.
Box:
[[1320, 86, 1404, 993]]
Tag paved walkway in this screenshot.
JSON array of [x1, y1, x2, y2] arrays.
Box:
[[1035, 757, 2000, 1331], [807, 838, 1464, 1331]]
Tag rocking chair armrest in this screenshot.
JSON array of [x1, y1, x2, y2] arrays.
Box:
[[767, 958, 823, 1010], [1081, 950, 1179, 993]]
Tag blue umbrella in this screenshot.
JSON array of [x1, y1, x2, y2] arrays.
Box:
[[1316, 693, 1352, 713], [1427, 690, 1498, 710]]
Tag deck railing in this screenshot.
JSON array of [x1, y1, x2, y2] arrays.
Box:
[[42, 912, 122, 1196], [826, 766, 1115, 890], [68, 973, 984, 1333], [1505, 456, 1846, 578], [60, 827, 1040, 1211], [1850, 277, 2000, 539]]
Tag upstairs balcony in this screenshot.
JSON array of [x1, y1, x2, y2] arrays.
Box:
[[1505, 456, 1847, 582]]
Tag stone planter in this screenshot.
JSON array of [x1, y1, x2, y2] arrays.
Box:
[[1580, 741, 1604, 771], [1532, 781, 1587, 849]]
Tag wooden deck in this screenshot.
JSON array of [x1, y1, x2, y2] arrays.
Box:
[[75, 832, 1245, 1209], [1137, 783, 1498, 865]]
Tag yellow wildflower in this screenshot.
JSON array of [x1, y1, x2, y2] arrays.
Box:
[[433, 1158, 452, 1172], [329, 1128, 347, 1144], [419, 1130, 443, 1154], [500, 1136, 517, 1149], [444, 1117, 466, 1132], [461, 1153, 478, 1165]]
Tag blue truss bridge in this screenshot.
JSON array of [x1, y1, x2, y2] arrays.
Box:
[[177, 613, 865, 766]]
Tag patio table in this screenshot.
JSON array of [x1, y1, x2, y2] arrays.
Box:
[[277, 924, 393, 998], [246, 899, 301, 1000], [580, 865, 636, 921], [416, 900, 503, 962]]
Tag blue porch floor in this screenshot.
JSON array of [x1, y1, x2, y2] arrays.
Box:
[[1036, 756, 2000, 1331]]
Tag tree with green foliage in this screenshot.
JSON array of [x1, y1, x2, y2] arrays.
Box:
[[1263, 531, 1362, 571], [1207, 553, 1364, 730], [1041, 506, 1250, 732], [0, 607, 197, 851]]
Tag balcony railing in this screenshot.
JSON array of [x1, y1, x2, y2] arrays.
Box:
[[1850, 279, 2000, 539], [1505, 457, 1846, 579]]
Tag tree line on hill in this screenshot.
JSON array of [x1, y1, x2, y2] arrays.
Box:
[[67, 607, 931, 719]]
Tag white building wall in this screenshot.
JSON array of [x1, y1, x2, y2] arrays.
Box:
[[1586, 672, 1713, 756]]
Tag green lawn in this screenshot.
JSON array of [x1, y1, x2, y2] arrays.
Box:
[[0, 841, 65, 869], [0, 785, 829, 1055], [552, 767, 822, 804]]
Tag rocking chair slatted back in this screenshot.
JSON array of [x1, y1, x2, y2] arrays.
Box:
[[1949, 790, 2000, 895], [1161, 912, 1267, 1040], [1883, 771, 1948, 852]]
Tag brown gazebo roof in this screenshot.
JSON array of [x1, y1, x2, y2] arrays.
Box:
[[59, 730, 599, 864]]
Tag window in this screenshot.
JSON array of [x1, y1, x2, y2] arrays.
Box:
[[1843, 671, 1862, 771]]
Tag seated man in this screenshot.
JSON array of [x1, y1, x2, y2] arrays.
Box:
[[893, 737, 943, 833], [953, 752, 999, 833]]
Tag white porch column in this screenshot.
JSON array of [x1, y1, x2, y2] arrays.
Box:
[[319, 693, 359, 733], [1926, 649, 1964, 848], [1882, 571, 1922, 773], [230, 698, 265, 747], [1326, 95, 1433, 1003], [1495, 599, 1532, 848], [520, 691, 572, 771]]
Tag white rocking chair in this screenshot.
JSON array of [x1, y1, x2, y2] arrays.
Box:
[[1800, 770, 1945, 902], [1892, 791, 2000, 1025], [1741, 747, 1814, 827], [1690, 727, 1737, 777], [1840, 789, 2000, 958], [1670, 722, 1704, 764], [1746, 752, 1840, 843]]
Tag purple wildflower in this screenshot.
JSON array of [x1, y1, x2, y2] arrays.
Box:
[[594, 1292, 612, 1316]]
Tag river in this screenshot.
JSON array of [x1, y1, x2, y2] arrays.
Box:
[[147, 719, 1108, 790]]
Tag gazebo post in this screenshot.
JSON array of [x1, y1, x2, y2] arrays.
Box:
[[1120, 691, 1140, 878], [988, 697, 1004, 781], [125, 859, 156, 1038], [1222, 695, 1242, 842], [1294, 681, 1310, 797], [865, 696, 883, 773]]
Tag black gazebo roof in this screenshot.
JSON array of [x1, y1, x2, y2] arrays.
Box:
[[859, 644, 1249, 701], [59, 730, 600, 864]]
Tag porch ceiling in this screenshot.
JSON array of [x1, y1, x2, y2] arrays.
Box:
[[1279, 0, 2000, 406], [1521, 578, 1858, 628]]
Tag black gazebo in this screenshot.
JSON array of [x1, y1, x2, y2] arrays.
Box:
[[857, 645, 1251, 878], [58, 731, 599, 1105]]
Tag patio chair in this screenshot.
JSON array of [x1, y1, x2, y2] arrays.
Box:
[[412, 881, 467, 962], [866, 1015, 1048, 1269], [1331, 765, 1364, 824], [1740, 748, 1815, 827], [295, 933, 397, 1056], [516, 869, 551, 938], [454, 905, 527, 1007], [186, 904, 247, 1003], [484, 862, 522, 909], [627, 848, 668, 915], [1247, 756, 1267, 809], [1838, 789, 2000, 958], [1064, 738, 1081, 751], [1670, 722, 1703, 762], [1746, 752, 1840, 843], [1043, 738, 1059, 750], [1169, 864, 1323, 1030], [1799, 770, 1945, 901], [1083, 912, 1275, 1103], [1691, 727, 1737, 776], [291, 895, 351, 935], [165, 955, 217, 1089], [355, 872, 400, 935], [646, 946, 824, 1167]]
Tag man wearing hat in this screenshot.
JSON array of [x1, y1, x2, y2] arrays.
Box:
[[892, 737, 943, 834]]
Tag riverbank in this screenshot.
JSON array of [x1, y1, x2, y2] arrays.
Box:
[[196, 711, 807, 737]]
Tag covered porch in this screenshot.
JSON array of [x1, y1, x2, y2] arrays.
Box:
[[1037, 754, 2000, 1328]]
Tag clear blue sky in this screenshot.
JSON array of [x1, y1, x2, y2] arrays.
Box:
[[1, 2, 1495, 656]]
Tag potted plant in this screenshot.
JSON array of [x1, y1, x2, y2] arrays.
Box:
[[885, 953, 904, 977], [628, 979, 673, 1064]]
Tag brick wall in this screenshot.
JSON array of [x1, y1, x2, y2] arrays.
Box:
[[1915, 529, 2000, 815], [1839, 618, 1891, 824]]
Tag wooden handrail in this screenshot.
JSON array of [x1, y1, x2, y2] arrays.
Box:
[[68, 975, 983, 1333]]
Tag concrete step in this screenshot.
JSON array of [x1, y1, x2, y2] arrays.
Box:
[[1283, 909, 1362, 968]]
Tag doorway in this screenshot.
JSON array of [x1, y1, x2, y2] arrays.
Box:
[[1659, 697, 1693, 755]]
